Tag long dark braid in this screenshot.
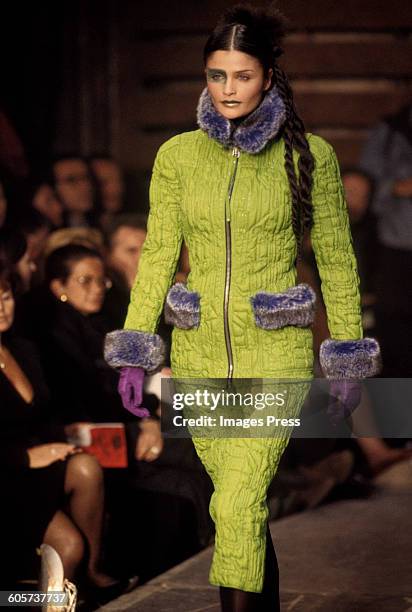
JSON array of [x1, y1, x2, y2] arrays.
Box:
[[273, 64, 315, 256]]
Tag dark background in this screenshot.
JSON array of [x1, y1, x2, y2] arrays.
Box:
[[1, 0, 412, 204]]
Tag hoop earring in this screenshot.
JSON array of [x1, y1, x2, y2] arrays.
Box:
[[60, 294, 68, 302]]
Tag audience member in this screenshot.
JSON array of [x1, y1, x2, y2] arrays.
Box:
[[32, 181, 64, 229], [18, 242, 211, 580], [51, 156, 98, 228], [103, 214, 147, 328], [0, 228, 36, 294], [103, 214, 175, 364], [0, 259, 124, 592], [44, 227, 105, 259], [0, 108, 29, 178], [342, 169, 372, 224], [359, 102, 412, 376], [106, 214, 146, 288], [20, 209, 51, 270], [18, 243, 162, 464], [22, 244, 136, 423], [89, 156, 125, 229], [341, 168, 377, 315]]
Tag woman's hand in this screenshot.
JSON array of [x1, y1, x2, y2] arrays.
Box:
[[118, 367, 150, 417], [28, 443, 80, 468], [135, 418, 164, 462], [327, 380, 362, 426]]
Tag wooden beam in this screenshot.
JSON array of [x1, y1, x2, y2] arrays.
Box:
[[135, 36, 412, 79], [130, 84, 412, 129], [133, 0, 412, 31]]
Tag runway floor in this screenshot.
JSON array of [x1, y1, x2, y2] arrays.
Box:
[[98, 465, 412, 611]]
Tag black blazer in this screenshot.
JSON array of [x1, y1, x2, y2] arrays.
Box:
[[18, 287, 158, 424]]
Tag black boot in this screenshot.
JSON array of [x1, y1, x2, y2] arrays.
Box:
[[219, 586, 262, 612], [219, 526, 280, 612], [261, 526, 280, 611]]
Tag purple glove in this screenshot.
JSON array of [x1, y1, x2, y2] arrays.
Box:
[[118, 367, 150, 418], [327, 380, 362, 426]]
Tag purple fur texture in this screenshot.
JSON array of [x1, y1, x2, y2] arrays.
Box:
[[251, 283, 316, 330], [197, 86, 286, 154], [320, 337, 381, 379], [164, 282, 200, 329], [104, 329, 165, 373]]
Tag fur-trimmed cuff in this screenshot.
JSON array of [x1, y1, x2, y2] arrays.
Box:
[[320, 337, 381, 379], [164, 282, 200, 329], [104, 329, 165, 372], [251, 283, 316, 330]]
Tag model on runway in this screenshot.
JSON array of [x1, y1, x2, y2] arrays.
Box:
[[105, 5, 380, 610]]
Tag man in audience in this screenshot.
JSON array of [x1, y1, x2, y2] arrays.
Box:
[[89, 156, 125, 228], [103, 214, 147, 328], [359, 102, 412, 376], [51, 156, 96, 228], [341, 168, 377, 320], [106, 214, 146, 287]]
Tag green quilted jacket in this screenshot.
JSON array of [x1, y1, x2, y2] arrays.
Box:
[[121, 127, 362, 379]]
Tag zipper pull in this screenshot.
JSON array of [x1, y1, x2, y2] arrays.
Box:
[[232, 147, 240, 158]]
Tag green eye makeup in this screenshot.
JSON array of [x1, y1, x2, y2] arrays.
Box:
[[206, 69, 227, 83]]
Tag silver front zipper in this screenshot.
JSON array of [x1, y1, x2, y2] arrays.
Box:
[[223, 146, 240, 381]]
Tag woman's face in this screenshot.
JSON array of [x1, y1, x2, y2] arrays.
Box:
[[51, 257, 108, 316], [0, 283, 15, 333], [205, 49, 272, 120]]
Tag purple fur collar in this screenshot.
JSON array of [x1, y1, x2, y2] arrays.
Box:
[[197, 86, 286, 154]]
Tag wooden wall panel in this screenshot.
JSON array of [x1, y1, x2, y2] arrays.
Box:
[[137, 0, 412, 31], [137, 36, 412, 80], [132, 86, 412, 130], [67, 0, 412, 176], [104, 0, 412, 175]]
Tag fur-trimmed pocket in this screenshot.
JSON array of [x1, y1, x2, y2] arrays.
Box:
[[164, 282, 200, 329], [250, 283, 316, 330]]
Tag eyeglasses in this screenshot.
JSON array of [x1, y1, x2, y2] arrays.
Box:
[[71, 275, 113, 291]]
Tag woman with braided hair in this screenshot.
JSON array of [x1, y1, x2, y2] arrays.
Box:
[[105, 5, 381, 610]]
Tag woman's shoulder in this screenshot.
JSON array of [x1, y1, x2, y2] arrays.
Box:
[[306, 132, 338, 164], [155, 129, 207, 160], [2, 333, 50, 403], [3, 333, 39, 362]]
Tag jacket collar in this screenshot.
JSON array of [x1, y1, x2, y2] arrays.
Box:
[[196, 86, 286, 154]]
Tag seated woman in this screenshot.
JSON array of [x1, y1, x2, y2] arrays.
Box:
[[0, 258, 121, 590], [17, 243, 216, 580], [18, 243, 162, 460]]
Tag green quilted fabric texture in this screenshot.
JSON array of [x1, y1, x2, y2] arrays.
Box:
[[124, 129, 362, 379], [192, 379, 310, 592], [123, 129, 362, 592]]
